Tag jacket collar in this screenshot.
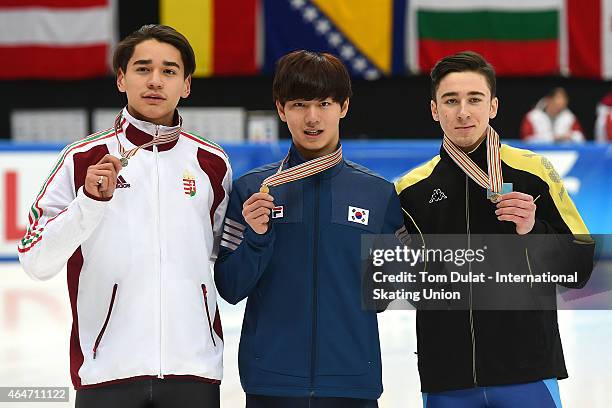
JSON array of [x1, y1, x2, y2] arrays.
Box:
[[117, 107, 181, 152]]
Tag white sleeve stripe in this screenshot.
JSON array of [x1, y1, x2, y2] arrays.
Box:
[[223, 224, 244, 239], [222, 232, 243, 246], [220, 240, 239, 251], [224, 218, 246, 231]]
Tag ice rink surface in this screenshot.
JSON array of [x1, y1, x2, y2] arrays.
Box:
[[1, 261, 611, 407]]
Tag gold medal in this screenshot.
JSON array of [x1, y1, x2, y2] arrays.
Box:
[[259, 185, 269, 194]]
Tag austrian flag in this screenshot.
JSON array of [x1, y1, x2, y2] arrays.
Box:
[[0, 0, 115, 79]]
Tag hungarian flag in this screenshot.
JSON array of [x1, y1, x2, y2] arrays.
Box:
[[0, 0, 116, 79], [567, 0, 612, 79], [409, 0, 563, 76]]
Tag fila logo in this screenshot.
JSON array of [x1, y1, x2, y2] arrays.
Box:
[[429, 188, 447, 203], [348, 206, 369, 225], [116, 175, 131, 189], [272, 206, 284, 219]]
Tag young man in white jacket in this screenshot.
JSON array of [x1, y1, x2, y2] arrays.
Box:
[[18, 25, 231, 408]]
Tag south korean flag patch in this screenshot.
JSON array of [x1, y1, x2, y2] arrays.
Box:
[[348, 206, 369, 226]]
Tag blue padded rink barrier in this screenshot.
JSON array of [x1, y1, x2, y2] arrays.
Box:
[[1, 140, 611, 407]]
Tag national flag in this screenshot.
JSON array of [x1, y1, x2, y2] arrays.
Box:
[[160, 0, 259, 77], [409, 0, 562, 76], [348, 205, 369, 225], [567, 0, 612, 79], [0, 0, 116, 79], [263, 0, 407, 79]]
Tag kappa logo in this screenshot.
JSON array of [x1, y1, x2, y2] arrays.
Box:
[[272, 206, 284, 219], [182, 171, 196, 197], [348, 206, 369, 225], [116, 175, 131, 189], [429, 188, 447, 203]]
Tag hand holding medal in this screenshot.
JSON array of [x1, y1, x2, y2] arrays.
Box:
[[242, 192, 275, 234], [243, 147, 343, 234], [443, 126, 538, 235], [494, 192, 539, 235], [85, 154, 123, 199]]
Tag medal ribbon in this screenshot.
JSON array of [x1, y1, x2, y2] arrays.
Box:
[[261, 146, 343, 189], [114, 111, 182, 162], [442, 126, 503, 194]]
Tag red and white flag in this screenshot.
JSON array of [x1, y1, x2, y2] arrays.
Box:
[[567, 0, 612, 79], [0, 0, 116, 79]]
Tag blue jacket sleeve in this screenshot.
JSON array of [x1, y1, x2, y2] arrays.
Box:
[[214, 180, 276, 304]]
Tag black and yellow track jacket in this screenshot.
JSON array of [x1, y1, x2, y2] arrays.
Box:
[[395, 139, 595, 393]]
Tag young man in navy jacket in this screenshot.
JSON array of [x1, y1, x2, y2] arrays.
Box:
[[215, 50, 405, 408]]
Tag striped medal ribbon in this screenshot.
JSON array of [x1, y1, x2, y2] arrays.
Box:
[[259, 147, 343, 193], [113, 111, 182, 167], [442, 126, 504, 203]]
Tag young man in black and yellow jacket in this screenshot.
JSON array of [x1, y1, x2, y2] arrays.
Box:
[[395, 51, 595, 408]]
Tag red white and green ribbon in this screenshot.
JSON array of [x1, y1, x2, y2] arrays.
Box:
[[261, 146, 343, 190], [114, 111, 183, 162], [442, 126, 503, 194]]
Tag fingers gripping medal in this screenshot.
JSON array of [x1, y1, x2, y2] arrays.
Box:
[[259, 147, 343, 195]]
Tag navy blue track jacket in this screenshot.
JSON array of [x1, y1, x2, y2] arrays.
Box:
[[214, 144, 404, 399]]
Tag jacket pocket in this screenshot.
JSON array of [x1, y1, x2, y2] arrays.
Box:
[[93, 283, 118, 359], [201, 284, 217, 347]]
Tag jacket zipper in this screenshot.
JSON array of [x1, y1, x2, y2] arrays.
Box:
[[309, 178, 320, 395], [201, 284, 217, 347], [153, 136, 164, 379], [93, 283, 118, 359], [466, 175, 478, 386]]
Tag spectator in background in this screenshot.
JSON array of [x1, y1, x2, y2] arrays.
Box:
[[520, 87, 585, 143], [595, 90, 612, 142]]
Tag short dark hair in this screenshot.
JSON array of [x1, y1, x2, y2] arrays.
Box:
[[113, 24, 195, 78], [430, 51, 496, 100], [273, 50, 352, 106]]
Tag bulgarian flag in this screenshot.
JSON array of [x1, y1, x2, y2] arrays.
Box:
[[567, 0, 612, 79], [160, 0, 259, 77], [409, 0, 563, 76], [0, 0, 116, 79]]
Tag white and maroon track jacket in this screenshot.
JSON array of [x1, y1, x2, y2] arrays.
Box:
[[18, 108, 231, 389]]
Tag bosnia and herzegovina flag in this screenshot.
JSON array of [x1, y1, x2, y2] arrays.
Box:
[[262, 0, 407, 79], [160, 0, 407, 79]]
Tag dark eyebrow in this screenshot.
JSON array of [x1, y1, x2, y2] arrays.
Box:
[[132, 59, 152, 66], [440, 92, 458, 99], [440, 91, 486, 98], [131, 59, 181, 69], [163, 60, 180, 69]]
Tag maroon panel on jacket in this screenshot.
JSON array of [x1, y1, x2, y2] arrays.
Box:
[[196, 149, 227, 229], [67, 247, 84, 388]]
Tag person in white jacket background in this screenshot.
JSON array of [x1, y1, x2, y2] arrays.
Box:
[[17, 24, 231, 408], [520, 87, 585, 144]]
